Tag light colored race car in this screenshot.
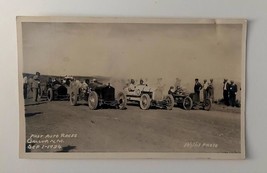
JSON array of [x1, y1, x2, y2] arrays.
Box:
[[124, 84, 174, 110]]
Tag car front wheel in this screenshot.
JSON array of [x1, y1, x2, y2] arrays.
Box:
[[140, 94, 151, 110], [88, 91, 98, 110]]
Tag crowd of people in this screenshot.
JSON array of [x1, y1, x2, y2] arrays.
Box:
[[193, 78, 214, 104], [23, 72, 105, 102], [167, 78, 239, 107], [194, 78, 238, 107], [23, 72, 41, 102], [23, 72, 239, 107]]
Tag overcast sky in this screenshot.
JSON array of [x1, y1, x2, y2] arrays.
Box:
[[22, 22, 243, 85]]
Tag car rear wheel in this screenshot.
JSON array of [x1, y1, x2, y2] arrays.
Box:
[[165, 94, 175, 110], [203, 98, 212, 111], [117, 92, 126, 110], [183, 96, 193, 110], [47, 88, 53, 101], [70, 91, 77, 106], [88, 91, 98, 110], [140, 94, 151, 110]]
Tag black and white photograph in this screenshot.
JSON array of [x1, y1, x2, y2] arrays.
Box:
[[17, 17, 246, 159]]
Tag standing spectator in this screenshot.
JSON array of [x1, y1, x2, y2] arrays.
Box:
[[203, 79, 208, 100], [23, 75, 28, 99], [229, 80, 238, 107], [31, 72, 41, 102], [174, 78, 181, 89], [223, 79, 230, 106], [194, 78, 202, 103], [208, 79, 214, 102]]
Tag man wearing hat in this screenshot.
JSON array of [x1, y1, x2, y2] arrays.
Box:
[[31, 72, 41, 102], [194, 78, 202, 103], [223, 79, 230, 106], [229, 80, 238, 107]]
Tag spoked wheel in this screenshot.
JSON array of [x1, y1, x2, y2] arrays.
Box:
[[38, 90, 42, 100], [183, 96, 193, 110], [47, 88, 53, 102], [88, 91, 98, 110], [203, 98, 212, 111], [140, 94, 151, 110], [70, 91, 77, 106], [165, 94, 174, 110], [117, 92, 127, 110]]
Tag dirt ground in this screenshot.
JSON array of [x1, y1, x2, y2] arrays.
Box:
[[24, 98, 241, 153]]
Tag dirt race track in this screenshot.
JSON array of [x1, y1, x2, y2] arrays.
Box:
[[24, 99, 241, 153]]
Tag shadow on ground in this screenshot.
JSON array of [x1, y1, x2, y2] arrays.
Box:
[[25, 112, 43, 117], [25, 101, 47, 107]]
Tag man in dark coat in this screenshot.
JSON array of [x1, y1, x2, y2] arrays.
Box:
[[23, 75, 28, 99], [194, 78, 202, 103], [229, 80, 238, 107], [223, 79, 230, 106]]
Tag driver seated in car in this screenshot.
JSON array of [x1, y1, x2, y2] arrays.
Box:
[[81, 80, 88, 93], [175, 85, 184, 95], [168, 86, 175, 95], [128, 79, 136, 92], [137, 78, 148, 86]]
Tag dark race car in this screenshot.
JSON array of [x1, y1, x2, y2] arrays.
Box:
[[69, 80, 126, 110], [169, 86, 211, 111], [39, 79, 69, 101]]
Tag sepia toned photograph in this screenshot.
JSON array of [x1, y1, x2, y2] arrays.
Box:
[[17, 17, 246, 159]]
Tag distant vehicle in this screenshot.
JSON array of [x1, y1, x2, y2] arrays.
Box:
[[69, 80, 126, 110], [124, 84, 174, 110], [169, 87, 211, 111]]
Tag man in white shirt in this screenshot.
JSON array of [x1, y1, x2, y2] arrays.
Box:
[[203, 79, 209, 100], [223, 79, 230, 106], [208, 79, 214, 102]]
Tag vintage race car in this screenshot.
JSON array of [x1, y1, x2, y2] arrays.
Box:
[[69, 81, 126, 110], [124, 84, 174, 110], [170, 88, 211, 111], [39, 80, 69, 101]]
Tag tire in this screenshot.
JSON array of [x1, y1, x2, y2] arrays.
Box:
[[165, 94, 175, 110], [70, 91, 78, 106], [88, 91, 98, 110], [117, 92, 126, 110], [38, 89, 43, 100], [203, 98, 212, 111], [47, 88, 53, 101], [140, 94, 151, 110], [183, 96, 193, 110]]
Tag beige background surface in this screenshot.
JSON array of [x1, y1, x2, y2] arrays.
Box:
[[22, 23, 242, 81], [0, 0, 267, 173], [22, 22, 243, 100]]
